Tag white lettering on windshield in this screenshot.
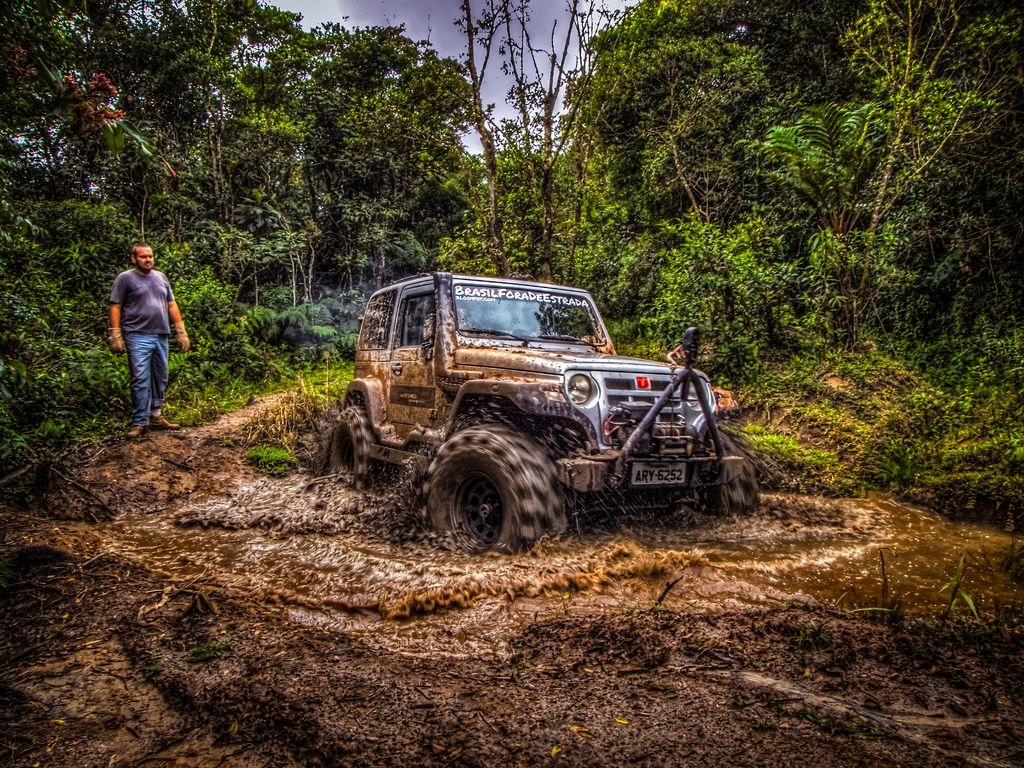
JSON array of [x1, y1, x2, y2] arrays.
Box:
[[454, 285, 588, 307]]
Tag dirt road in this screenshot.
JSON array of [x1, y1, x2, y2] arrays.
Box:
[[2, 400, 1022, 767]]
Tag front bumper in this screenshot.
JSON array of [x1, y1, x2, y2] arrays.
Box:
[[555, 454, 745, 493]]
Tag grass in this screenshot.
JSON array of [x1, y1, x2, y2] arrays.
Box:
[[188, 641, 231, 663], [738, 349, 1024, 525], [241, 374, 335, 451], [836, 545, 1023, 644], [168, 358, 352, 428], [237, 361, 353, 476], [1001, 539, 1024, 583], [142, 658, 163, 680], [790, 619, 833, 651], [846, 548, 904, 625], [940, 554, 979, 624], [245, 445, 297, 476], [741, 424, 850, 495]]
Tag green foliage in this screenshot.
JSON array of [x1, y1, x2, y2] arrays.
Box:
[[842, 0, 1024, 343], [244, 445, 296, 476], [0, 209, 132, 470], [575, 0, 1023, 374], [582, 0, 773, 227], [941, 555, 979, 623], [300, 25, 470, 286], [742, 424, 851, 495], [188, 642, 231, 663], [243, 300, 359, 361], [240, 373, 342, 453], [876, 547, 904, 624], [141, 658, 163, 680], [0, 214, 310, 478], [0, 358, 28, 407], [848, 548, 904, 625], [742, 349, 1024, 516], [437, 223, 498, 277], [641, 216, 792, 385], [790, 620, 833, 651], [762, 103, 882, 237], [234, 195, 284, 235], [1001, 540, 1024, 584]]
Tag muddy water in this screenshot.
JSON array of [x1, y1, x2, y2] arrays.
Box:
[[105, 476, 1022, 656]]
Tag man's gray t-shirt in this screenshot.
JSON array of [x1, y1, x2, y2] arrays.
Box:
[[109, 269, 175, 334]]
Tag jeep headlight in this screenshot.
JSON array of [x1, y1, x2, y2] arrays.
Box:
[[566, 373, 595, 405]]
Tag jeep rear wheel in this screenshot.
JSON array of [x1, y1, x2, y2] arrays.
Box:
[[425, 426, 566, 553], [328, 406, 373, 490]]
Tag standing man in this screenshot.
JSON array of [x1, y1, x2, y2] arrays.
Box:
[[107, 242, 190, 438]]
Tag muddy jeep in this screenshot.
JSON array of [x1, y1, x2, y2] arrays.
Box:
[[329, 272, 758, 552]]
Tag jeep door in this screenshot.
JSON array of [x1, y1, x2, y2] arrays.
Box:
[[388, 286, 439, 438], [355, 287, 396, 419]]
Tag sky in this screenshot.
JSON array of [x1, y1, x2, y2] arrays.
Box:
[[271, 0, 490, 57], [269, 0, 630, 62]]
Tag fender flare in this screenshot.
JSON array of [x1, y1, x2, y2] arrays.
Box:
[[451, 380, 598, 445], [344, 379, 386, 430]]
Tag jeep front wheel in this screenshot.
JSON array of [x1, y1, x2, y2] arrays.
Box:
[[702, 456, 759, 515], [425, 425, 566, 553], [328, 406, 373, 490]]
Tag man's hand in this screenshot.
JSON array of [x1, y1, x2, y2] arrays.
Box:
[[107, 327, 125, 354], [174, 322, 191, 353]]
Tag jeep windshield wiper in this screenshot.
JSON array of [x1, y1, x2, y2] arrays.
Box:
[[459, 327, 532, 343], [537, 333, 598, 348]]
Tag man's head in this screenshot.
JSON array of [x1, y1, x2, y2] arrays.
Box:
[[130, 242, 155, 274]]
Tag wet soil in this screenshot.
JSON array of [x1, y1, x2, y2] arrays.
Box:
[[2, 398, 1023, 767]]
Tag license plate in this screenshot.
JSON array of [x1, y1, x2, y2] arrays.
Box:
[[629, 461, 687, 487]]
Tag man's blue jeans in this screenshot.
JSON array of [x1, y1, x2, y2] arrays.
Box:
[[124, 333, 169, 427]]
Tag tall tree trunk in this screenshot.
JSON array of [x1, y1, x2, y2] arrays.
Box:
[[461, 0, 510, 277], [501, 0, 610, 282]]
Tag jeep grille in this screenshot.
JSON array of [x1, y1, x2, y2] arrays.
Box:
[[604, 375, 691, 413]]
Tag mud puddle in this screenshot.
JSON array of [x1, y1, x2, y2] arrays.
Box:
[[103, 474, 1023, 657]]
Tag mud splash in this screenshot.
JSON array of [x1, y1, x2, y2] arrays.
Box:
[[105, 472, 1023, 656]]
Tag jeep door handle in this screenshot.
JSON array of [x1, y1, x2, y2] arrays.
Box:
[[391, 363, 403, 375]]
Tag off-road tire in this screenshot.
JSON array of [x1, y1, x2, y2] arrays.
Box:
[[328, 406, 374, 490], [424, 425, 566, 553], [702, 456, 759, 515]]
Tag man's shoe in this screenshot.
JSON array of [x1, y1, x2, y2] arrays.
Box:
[[148, 415, 180, 430], [126, 425, 147, 439]]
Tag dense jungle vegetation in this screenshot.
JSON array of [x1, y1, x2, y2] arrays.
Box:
[[1, 0, 1021, 520]]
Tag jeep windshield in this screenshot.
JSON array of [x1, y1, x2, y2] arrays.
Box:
[[453, 282, 604, 347]]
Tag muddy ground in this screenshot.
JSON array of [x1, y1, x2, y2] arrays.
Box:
[[2, 399, 1023, 767]]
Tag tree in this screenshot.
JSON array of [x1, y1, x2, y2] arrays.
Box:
[[580, 0, 771, 229], [763, 103, 882, 240], [301, 25, 470, 288], [499, 0, 616, 282], [845, 0, 1016, 233], [459, 0, 511, 276], [844, 0, 1024, 342]]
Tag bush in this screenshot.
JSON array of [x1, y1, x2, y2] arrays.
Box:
[[605, 216, 795, 387]]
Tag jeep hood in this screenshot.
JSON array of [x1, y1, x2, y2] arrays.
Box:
[[453, 346, 683, 378]]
